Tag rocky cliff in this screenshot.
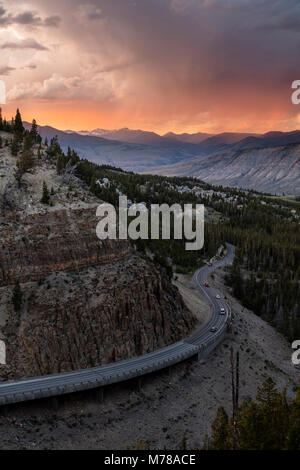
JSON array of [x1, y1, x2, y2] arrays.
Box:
[[0, 142, 197, 380], [2, 252, 195, 380], [0, 207, 130, 286]]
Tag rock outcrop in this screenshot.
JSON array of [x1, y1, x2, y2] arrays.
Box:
[[0, 207, 197, 380], [0, 207, 130, 286]]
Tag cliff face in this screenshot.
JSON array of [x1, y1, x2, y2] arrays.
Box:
[[0, 206, 196, 381], [0, 207, 131, 286]]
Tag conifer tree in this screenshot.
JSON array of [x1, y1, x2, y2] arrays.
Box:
[[14, 150, 34, 187], [209, 378, 300, 450], [11, 134, 20, 156], [211, 406, 231, 450], [286, 387, 300, 450], [12, 281, 22, 312], [23, 132, 33, 151], [14, 108, 24, 136], [41, 180, 50, 204], [30, 119, 38, 144]]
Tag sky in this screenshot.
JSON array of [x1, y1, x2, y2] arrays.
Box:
[[1, 0, 300, 134]]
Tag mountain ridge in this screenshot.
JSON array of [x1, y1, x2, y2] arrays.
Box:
[[149, 142, 300, 195], [23, 122, 300, 194]]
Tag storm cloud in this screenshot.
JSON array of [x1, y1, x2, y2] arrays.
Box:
[[0, 3, 61, 27], [1, 0, 300, 133], [1, 38, 48, 50], [0, 65, 15, 75]]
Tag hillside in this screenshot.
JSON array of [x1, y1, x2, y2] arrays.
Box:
[[0, 131, 197, 381], [150, 143, 300, 195]]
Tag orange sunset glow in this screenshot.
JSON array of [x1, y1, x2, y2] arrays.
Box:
[[1, 0, 300, 134]]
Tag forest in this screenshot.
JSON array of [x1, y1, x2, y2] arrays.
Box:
[[64, 150, 299, 341], [207, 377, 300, 450]]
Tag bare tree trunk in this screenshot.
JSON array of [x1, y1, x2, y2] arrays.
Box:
[[235, 351, 239, 410], [230, 346, 240, 450], [230, 346, 235, 419]]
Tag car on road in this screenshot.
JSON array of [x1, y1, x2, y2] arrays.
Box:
[[210, 326, 217, 332], [204, 282, 210, 287], [216, 294, 221, 299], [220, 308, 226, 315]]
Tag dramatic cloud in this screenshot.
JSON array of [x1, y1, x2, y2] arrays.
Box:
[[43, 15, 61, 27], [0, 3, 61, 27], [1, 38, 48, 50], [7, 73, 114, 101], [0, 65, 15, 75], [1, 0, 300, 133]]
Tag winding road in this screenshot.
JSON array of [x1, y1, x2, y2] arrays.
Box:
[[0, 243, 235, 406]]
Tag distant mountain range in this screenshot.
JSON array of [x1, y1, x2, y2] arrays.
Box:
[[65, 127, 260, 147], [151, 131, 300, 195], [66, 127, 171, 145], [163, 131, 212, 144], [24, 123, 208, 171], [150, 143, 300, 195], [24, 123, 300, 195]]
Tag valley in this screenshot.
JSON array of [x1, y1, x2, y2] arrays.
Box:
[[0, 112, 299, 450], [1, 0, 299, 452]]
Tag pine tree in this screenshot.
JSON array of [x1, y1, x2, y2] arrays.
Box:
[[23, 132, 33, 151], [30, 119, 38, 144], [238, 400, 262, 449], [211, 406, 231, 450], [14, 150, 35, 187], [256, 377, 278, 405], [14, 108, 24, 136], [12, 281, 22, 312], [286, 386, 300, 450], [56, 154, 66, 174], [11, 134, 20, 156], [41, 181, 50, 204]]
